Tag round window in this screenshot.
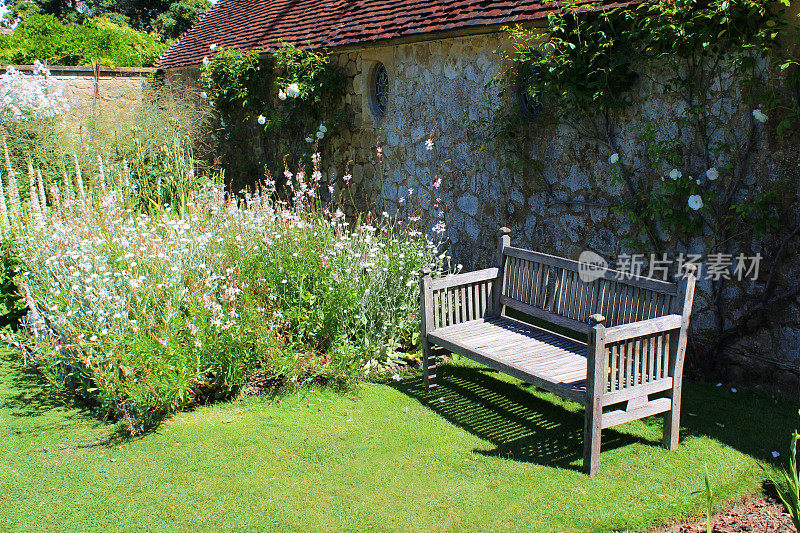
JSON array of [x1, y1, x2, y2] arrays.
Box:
[[372, 63, 388, 117]]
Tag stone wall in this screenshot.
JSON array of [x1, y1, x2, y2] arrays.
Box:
[[164, 33, 799, 391], [6, 65, 154, 135], [324, 32, 800, 392]]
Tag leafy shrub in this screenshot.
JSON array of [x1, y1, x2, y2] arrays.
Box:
[[0, 240, 24, 330], [10, 143, 449, 433], [0, 15, 169, 67], [770, 417, 800, 531], [199, 43, 345, 189]]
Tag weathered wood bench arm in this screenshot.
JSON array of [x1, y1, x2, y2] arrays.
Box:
[[419, 267, 499, 332], [603, 314, 683, 343], [418, 267, 500, 389]]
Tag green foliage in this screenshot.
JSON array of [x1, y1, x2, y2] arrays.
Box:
[[0, 241, 24, 331], [200, 47, 264, 111], [12, 144, 444, 431], [0, 14, 169, 67], [770, 415, 800, 531], [4, 0, 210, 37], [497, 0, 797, 247], [199, 43, 345, 188], [699, 466, 715, 533], [152, 0, 211, 39]]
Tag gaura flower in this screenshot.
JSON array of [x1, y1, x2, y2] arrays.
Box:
[[278, 89, 287, 101], [669, 169, 682, 180], [209, 44, 218, 52], [257, 115, 266, 125], [305, 136, 313, 143], [706, 167, 719, 181], [752, 109, 768, 123], [202, 56, 210, 66], [318, 124, 328, 133], [609, 153, 619, 164], [425, 139, 434, 151], [688, 194, 703, 210], [316, 131, 324, 139]]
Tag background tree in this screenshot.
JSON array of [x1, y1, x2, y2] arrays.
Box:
[[2, 0, 211, 38]]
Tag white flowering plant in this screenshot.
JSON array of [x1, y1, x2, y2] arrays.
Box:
[[9, 141, 448, 433], [0, 62, 70, 123]]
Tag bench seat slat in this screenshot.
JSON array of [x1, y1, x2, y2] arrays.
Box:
[[500, 295, 591, 334], [429, 316, 588, 405]]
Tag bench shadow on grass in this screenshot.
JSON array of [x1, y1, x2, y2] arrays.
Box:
[[392, 363, 648, 471]]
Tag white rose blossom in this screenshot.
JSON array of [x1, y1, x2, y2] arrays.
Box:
[[688, 194, 703, 210], [285, 83, 300, 98]]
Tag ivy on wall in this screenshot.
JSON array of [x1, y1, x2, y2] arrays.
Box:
[[199, 42, 345, 190], [477, 0, 800, 373]]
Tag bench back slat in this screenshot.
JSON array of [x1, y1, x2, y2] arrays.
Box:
[[431, 277, 495, 329], [500, 246, 678, 331]]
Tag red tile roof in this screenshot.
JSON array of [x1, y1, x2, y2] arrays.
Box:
[[158, 0, 637, 69]]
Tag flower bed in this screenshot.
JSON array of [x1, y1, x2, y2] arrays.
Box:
[[11, 150, 449, 433]]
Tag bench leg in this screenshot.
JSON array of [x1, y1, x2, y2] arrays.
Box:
[[662, 391, 681, 450], [421, 338, 437, 390], [583, 402, 602, 476]]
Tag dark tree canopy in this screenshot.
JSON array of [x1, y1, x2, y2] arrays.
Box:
[[3, 0, 211, 37]]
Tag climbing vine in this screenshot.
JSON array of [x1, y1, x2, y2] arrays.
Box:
[[200, 42, 345, 190], [477, 0, 800, 374]]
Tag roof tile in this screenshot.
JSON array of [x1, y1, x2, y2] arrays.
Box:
[[157, 0, 638, 69]]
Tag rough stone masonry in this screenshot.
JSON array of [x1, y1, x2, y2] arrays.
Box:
[[324, 31, 800, 393]]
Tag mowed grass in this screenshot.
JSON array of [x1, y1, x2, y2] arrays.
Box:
[[0, 350, 795, 533]]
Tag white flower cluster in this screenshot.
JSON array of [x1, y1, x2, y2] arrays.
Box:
[[0, 62, 70, 122], [13, 148, 449, 377], [278, 83, 301, 101]]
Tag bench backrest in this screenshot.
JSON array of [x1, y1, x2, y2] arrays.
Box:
[[498, 245, 680, 333]]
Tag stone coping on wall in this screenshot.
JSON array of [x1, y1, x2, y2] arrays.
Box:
[[0, 65, 155, 77]]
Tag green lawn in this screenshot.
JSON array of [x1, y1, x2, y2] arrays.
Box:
[[0, 350, 795, 533]]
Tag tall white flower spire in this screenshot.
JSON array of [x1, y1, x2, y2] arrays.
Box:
[[0, 166, 9, 238], [73, 154, 85, 204], [37, 168, 47, 212], [61, 164, 73, 206], [28, 161, 43, 227], [97, 154, 106, 195]]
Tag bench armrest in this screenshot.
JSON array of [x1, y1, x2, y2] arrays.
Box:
[[603, 314, 683, 344], [420, 268, 500, 332], [589, 313, 684, 402], [427, 268, 499, 291]]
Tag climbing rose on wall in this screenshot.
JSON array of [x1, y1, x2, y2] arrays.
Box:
[[285, 83, 300, 98], [688, 195, 704, 210], [752, 109, 768, 123]]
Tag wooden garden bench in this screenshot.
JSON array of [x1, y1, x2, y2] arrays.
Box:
[[418, 228, 696, 475]]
